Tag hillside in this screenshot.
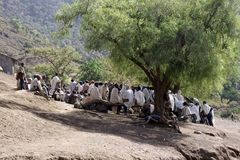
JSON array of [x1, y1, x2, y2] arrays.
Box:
[[0, 16, 48, 65], [0, 0, 104, 59], [1, 0, 71, 33], [0, 72, 240, 160]]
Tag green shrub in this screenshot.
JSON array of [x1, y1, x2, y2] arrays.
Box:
[[220, 110, 232, 118]]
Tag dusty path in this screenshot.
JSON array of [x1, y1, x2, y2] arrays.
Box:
[[0, 73, 240, 160]]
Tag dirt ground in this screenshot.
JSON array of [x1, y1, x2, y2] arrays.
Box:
[[0, 72, 240, 160]]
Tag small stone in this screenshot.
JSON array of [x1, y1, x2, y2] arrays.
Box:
[[194, 130, 202, 134]]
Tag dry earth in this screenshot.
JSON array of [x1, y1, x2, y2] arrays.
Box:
[[0, 72, 240, 160]]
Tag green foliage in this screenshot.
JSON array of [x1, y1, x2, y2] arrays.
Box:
[[78, 57, 146, 85], [232, 107, 240, 114], [107, 56, 148, 85], [9, 17, 49, 46], [30, 46, 81, 78], [10, 18, 22, 32], [78, 59, 105, 81], [1, 0, 87, 57], [56, 0, 240, 94], [220, 106, 240, 118], [220, 110, 232, 118], [57, 0, 240, 116], [220, 78, 240, 103], [34, 64, 55, 77]]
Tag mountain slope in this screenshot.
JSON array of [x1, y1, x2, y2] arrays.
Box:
[[0, 16, 47, 65], [1, 0, 72, 35], [1, 0, 104, 59]]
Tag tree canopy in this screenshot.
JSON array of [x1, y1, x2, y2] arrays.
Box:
[[30, 46, 80, 78], [56, 0, 240, 119]]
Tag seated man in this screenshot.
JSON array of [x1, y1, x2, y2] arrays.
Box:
[[82, 83, 109, 112], [68, 90, 78, 104], [140, 103, 155, 117], [115, 84, 128, 114], [55, 88, 65, 101], [110, 84, 124, 114], [142, 87, 150, 103], [64, 91, 71, 103], [77, 81, 83, 94], [102, 83, 109, 100], [122, 86, 134, 114], [134, 87, 145, 108], [174, 90, 185, 108], [30, 75, 43, 92], [30, 75, 49, 99], [89, 83, 102, 101], [145, 114, 162, 124]]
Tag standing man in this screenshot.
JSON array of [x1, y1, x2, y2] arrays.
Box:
[[49, 73, 61, 97], [70, 79, 78, 94], [16, 63, 26, 90], [201, 101, 214, 126]]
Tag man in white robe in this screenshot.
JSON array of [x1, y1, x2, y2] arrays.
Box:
[[175, 90, 185, 110], [77, 81, 83, 94], [98, 82, 104, 99], [30, 75, 42, 91], [190, 102, 201, 122], [88, 80, 95, 95], [82, 81, 90, 94], [149, 88, 155, 104], [90, 83, 102, 100], [201, 101, 214, 126], [110, 84, 120, 104], [122, 86, 134, 109], [70, 79, 77, 94], [49, 73, 61, 97], [102, 83, 109, 100], [135, 87, 145, 107], [142, 87, 150, 103], [168, 90, 175, 112]]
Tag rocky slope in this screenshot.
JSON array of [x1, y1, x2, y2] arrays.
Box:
[[0, 16, 47, 65], [0, 0, 104, 59], [0, 72, 240, 160], [1, 0, 72, 35]]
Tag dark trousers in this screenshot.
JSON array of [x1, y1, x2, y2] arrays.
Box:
[[207, 109, 214, 126], [20, 78, 24, 90]]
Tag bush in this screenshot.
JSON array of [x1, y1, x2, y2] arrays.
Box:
[[220, 110, 232, 118], [229, 101, 239, 108], [231, 107, 240, 114]]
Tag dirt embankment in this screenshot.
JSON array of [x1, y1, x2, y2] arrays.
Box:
[[0, 72, 240, 160]]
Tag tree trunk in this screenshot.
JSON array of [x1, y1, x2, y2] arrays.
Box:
[[152, 78, 171, 122]]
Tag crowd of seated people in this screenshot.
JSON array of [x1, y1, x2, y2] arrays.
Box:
[[19, 71, 214, 127]]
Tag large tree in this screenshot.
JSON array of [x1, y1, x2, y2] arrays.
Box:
[[56, 0, 240, 121]]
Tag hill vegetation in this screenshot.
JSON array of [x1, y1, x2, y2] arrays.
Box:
[[0, 16, 47, 65], [0, 0, 104, 59]]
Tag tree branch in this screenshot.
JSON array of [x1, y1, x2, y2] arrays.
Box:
[[204, 1, 221, 31]]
